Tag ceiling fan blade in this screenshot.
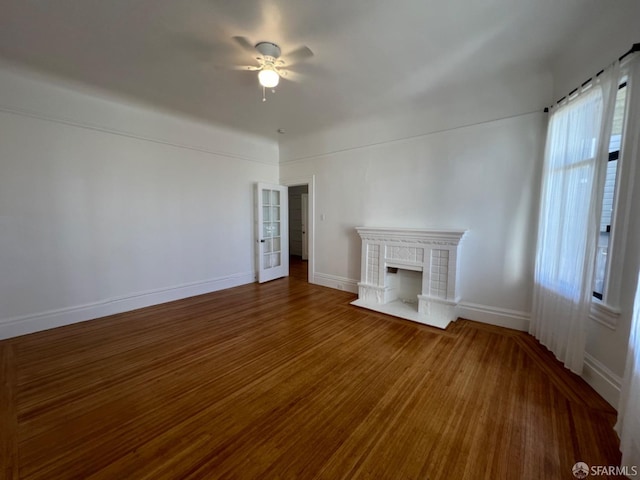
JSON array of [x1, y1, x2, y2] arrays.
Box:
[[285, 45, 314, 64], [235, 65, 262, 71], [215, 65, 262, 71], [278, 69, 304, 82], [232, 36, 256, 53]]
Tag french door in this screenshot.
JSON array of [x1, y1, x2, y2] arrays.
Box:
[[255, 183, 289, 283]]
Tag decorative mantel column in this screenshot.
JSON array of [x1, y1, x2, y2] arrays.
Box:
[[351, 227, 467, 329]]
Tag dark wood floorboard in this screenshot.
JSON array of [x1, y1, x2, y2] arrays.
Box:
[[0, 258, 622, 479]]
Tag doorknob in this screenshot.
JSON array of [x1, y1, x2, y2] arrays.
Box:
[[259, 239, 265, 243]]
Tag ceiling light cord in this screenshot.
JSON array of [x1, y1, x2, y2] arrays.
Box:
[[261, 86, 278, 103]]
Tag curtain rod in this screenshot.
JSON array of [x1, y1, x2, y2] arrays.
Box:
[[544, 42, 639, 113]]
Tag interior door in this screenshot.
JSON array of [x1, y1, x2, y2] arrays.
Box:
[[301, 193, 308, 261], [255, 182, 289, 283]]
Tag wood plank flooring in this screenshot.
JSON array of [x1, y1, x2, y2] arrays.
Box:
[[0, 259, 623, 479]]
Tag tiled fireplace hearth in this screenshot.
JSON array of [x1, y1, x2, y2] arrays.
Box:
[[351, 227, 467, 329]]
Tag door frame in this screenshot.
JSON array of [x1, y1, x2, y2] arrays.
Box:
[[281, 175, 315, 284], [301, 193, 308, 261]]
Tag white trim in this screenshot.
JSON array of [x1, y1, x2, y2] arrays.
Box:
[[279, 111, 543, 165], [355, 226, 467, 244], [589, 301, 621, 330], [457, 301, 530, 331], [0, 271, 254, 340], [280, 175, 316, 284], [583, 352, 622, 408], [313, 272, 359, 294], [0, 105, 276, 166]]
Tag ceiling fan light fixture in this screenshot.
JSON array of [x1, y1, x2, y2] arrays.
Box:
[[258, 66, 279, 88]]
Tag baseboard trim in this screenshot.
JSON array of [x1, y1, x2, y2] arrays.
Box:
[[583, 352, 622, 408], [310, 278, 530, 332], [457, 301, 530, 331], [312, 273, 359, 294], [0, 271, 255, 340]]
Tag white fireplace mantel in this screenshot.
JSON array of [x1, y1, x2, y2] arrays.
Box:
[[351, 227, 467, 329]]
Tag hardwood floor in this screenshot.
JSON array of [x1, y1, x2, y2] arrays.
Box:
[[0, 262, 622, 479]]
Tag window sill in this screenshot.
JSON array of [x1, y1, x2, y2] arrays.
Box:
[[589, 301, 620, 330]]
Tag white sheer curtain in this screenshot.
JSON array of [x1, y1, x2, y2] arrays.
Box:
[[615, 51, 640, 472], [530, 64, 619, 374], [617, 271, 640, 470]]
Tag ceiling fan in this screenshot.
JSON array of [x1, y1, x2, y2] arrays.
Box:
[[230, 36, 314, 101]]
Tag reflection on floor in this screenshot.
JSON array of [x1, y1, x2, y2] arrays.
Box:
[[289, 255, 308, 282]]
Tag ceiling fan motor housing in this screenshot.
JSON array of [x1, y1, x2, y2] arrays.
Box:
[[255, 41, 281, 59]]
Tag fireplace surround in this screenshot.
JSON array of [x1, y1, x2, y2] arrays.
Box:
[[351, 227, 467, 329]]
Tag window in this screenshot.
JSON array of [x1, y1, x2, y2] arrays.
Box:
[[536, 86, 604, 300], [593, 80, 628, 301]]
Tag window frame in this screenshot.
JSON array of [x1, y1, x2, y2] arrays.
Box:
[[590, 77, 632, 329]]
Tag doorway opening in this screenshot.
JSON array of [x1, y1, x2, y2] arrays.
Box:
[[280, 175, 316, 283], [288, 184, 308, 282]]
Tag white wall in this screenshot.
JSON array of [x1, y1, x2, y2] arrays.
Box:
[[280, 108, 547, 330], [550, 3, 640, 100], [0, 63, 279, 339]]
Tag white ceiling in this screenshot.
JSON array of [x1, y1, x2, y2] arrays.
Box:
[[0, 0, 634, 140]]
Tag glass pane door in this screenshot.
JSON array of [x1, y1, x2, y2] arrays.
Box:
[[256, 183, 289, 283], [262, 189, 282, 270]]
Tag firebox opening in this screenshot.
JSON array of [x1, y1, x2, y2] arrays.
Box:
[[386, 267, 421, 305]]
